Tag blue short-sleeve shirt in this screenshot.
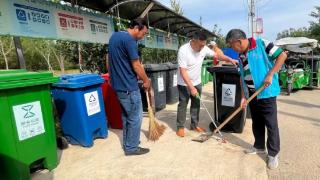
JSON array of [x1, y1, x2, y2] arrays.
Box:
[[108, 31, 139, 92]]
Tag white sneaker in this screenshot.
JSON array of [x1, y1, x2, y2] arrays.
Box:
[[267, 155, 279, 169], [244, 147, 267, 155]]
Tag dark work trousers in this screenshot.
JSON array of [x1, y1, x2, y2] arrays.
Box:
[[176, 84, 202, 130], [248, 90, 280, 157]]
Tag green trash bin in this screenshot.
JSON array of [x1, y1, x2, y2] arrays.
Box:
[[201, 61, 207, 85], [0, 70, 59, 180], [204, 62, 209, 84], [205, 60, 212, 83], [0, 69, 27, 74], [206, 60, 214, 81], [202, 60, 211, 84], [209, 72, 213, 81]]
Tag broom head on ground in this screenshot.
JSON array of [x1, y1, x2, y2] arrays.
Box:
[[146, 89, 166, 141]]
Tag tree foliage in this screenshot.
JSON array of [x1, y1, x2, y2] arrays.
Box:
[[277, 6, 320, 42], [309, 6, 320, 42], [141, 47, 177, 64], [310, 6, 320, 24], [170, 0, 183, 15], [277, 27, 311, 40], [20, 38, 78, 72], [276, 6, 320, 54], [211, 24, 228, 48], [80, 43, 108, 73]]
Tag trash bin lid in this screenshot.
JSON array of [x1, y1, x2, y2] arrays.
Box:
[[0, 69, 27, 74], [53, 73, 104, 89], [207, 66, 239, 74], [144, 64, 168, 72], [0, 71, 58, 90], [164, 62, 178, 70], [101, 73, 110, 81]]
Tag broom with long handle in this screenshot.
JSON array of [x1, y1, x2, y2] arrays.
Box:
[[192, 85, 265, 143], [213, 85, 265, 133], [194, 93, 226, 143], [146, 90, 166, 141]]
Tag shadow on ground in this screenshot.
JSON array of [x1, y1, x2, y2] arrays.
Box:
[[30, 150, 64, 180], [278, 98, 320, 109], [278, 110, 320, 125]]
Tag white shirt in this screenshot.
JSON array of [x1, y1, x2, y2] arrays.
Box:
[[177, 42, 215, 86]]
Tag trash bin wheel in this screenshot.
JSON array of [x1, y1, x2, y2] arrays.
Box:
[[30, 159, 44, 173], [57, 136, 69, 150]]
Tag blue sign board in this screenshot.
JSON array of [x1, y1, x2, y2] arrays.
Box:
[[0, 0, 114, 44]]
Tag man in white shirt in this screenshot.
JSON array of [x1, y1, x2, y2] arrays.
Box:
[[176, 31, 237, 137]]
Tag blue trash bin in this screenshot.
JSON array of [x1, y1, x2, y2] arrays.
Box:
[[52, 73, 108, 147]]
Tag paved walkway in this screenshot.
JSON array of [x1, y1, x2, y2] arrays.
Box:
[[31, 82, 320, 180]]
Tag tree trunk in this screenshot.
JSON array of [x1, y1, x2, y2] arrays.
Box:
[[59, 53, 65, 74], [4, 54, 9, 70], [78, 43, 83, 72], [36, 46, 54, 73], [0, 39, 9, 70], [53, 50, 65, 74], [46, 53, 53, 72]]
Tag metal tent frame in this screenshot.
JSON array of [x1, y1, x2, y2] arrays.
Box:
[[64, 0, 216, 38]]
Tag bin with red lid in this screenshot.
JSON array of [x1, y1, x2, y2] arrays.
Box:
[[101, 74, 123, 129]]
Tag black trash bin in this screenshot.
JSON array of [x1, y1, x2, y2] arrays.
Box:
[[142, 64, 168, 112], [164, 62, 179, 104], [207, 65, 247, 133]]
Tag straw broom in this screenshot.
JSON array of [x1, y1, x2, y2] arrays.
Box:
[[146, 90, 166, 141]]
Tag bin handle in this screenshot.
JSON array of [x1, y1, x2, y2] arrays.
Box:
[[213, 85, 265, 134]]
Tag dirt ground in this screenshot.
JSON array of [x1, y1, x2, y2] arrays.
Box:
[[31, 82, 320, 180]]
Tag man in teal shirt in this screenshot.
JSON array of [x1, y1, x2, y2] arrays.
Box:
[[226, 29, 287, 169]]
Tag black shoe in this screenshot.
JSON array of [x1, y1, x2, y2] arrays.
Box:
[[125, 147, 150, 156]]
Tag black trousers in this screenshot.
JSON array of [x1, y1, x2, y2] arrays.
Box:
[[248, 90, 280, 157], [176, 84, 202, 129]]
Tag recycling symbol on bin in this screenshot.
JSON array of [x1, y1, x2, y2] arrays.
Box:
[[89, 94, 96, 102], [22, 105, 35, 118], [225, 88, 232, 96]]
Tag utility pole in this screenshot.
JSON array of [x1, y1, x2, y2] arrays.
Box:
[[249, 0, 255, 38]]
